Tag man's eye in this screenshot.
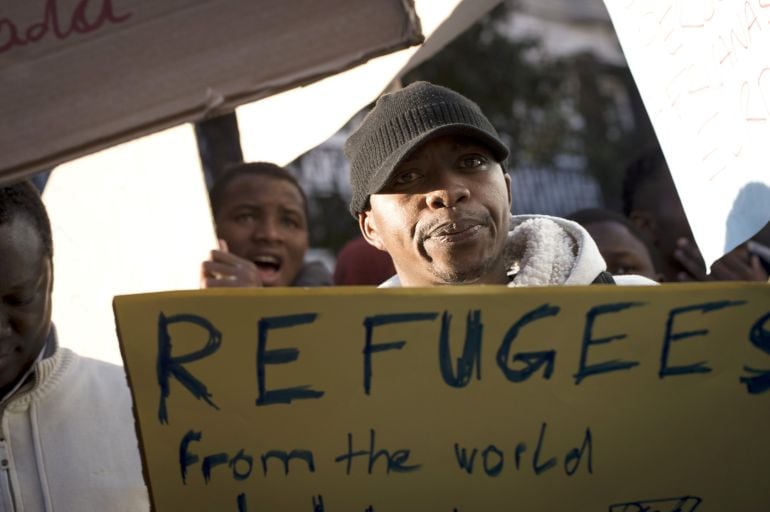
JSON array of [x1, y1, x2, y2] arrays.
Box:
[[281, 216, 301, 229], [459, 155, 487, 169], [5, 294, 35, 307], [235, 213, 256, 223], [394, 171, 420, 185]]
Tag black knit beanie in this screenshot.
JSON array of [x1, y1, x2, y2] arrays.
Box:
[[344, 81, 509, 216]]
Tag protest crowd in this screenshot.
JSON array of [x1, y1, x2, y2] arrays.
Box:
[[1, 3, 769, 511]]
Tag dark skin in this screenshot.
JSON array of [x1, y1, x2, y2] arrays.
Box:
[[0, 216, 53, 398], [359, 135, 512, 286], [201, 174, 309, 288], [582, 220, 661, 281], [675, 238, 767, 282]]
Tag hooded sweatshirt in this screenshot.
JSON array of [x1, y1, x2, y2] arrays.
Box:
[[380, 214, 656, 287], [0, 332, 149, 511]]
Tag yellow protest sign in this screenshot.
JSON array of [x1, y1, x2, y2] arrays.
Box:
[[114, 284, 770, 511]]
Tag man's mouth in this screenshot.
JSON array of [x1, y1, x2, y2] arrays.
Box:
[[424, 218, 487, 243], [252, 254, 282, 282]]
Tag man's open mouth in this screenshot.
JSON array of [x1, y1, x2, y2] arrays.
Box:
[[253, 255, 282, 274]]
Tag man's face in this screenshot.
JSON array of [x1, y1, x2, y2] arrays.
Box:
[[0, 215, 53, 395], [215, 174, 309, 286], [583, 220, 660, 281], [359, 134, 512, 286]]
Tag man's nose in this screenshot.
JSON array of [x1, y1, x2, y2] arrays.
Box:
[[425, 175, 470, 209], [251, 220, 282, 242]]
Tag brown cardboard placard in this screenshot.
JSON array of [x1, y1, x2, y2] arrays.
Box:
[[0, 0, 422, 183]]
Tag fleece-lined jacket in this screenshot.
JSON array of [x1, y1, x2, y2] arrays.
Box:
[[380, 214, 656, 287]]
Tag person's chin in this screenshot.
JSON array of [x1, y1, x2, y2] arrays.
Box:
[[256, 270, 283, 287], [429, 259, 488, 285], [432, 242, 491, 265], [437, 246, 507, 282]]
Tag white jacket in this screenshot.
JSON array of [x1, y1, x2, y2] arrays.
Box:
[[380, 214, 656, 287], [0, 341, 149, 511]]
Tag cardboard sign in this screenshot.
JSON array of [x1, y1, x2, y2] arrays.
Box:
[[603, 0, 770, 267], [114, 284, 770, 511], [0, 0, 422, 183]]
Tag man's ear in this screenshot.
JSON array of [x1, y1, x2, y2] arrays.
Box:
[[359, 211, 386, 251], [628, 210, 657, 243], [503, 172, 512, 208]]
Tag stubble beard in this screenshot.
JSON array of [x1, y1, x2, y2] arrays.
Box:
[[426, 245, 508, 285]]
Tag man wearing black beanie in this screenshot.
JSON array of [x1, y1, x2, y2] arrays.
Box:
[[344, 81, 653, 287]]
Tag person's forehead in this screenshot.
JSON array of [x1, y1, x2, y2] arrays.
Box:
[[0, 214, 43, 252], [587, 221, 648, 254], [222, 174, 304, 209], [0, 216, 46, 287]]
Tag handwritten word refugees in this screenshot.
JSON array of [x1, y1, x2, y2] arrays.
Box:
[[156, 301, 770, 423]]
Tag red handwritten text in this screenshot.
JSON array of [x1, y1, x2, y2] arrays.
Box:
[[0, 0, 132, 55]]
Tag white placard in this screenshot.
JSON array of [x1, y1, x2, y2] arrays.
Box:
[[604, 0, 770, 267], [43, 125, 216, 364]]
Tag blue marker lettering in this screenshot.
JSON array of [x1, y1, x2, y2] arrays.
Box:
[[497, 303, 560, 382], [157, 313, 221, 424], [439, 310, 483, 388], [740, 311, 770, 394], [362, 313, 437, 395], [257, 313, 324, 406], [660, 300, 745, 379], [574, 302, 644, 385]]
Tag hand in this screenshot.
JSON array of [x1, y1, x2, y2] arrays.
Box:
[[200, 240, 263, 288], [673, 237, 707, 281], [709, 245, 768, 282], [674, 238, 769, 282]]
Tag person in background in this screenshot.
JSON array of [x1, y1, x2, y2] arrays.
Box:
[[622, 147, 768, 282], [567, 208, 662, 282], [201, 162, 332, 287], [344, 81, 654, 287], [333, 235, 396, 285], [0, 180, 148, 510]]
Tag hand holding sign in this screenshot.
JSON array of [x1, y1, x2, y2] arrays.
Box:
[[201, 240, 263, 288]]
